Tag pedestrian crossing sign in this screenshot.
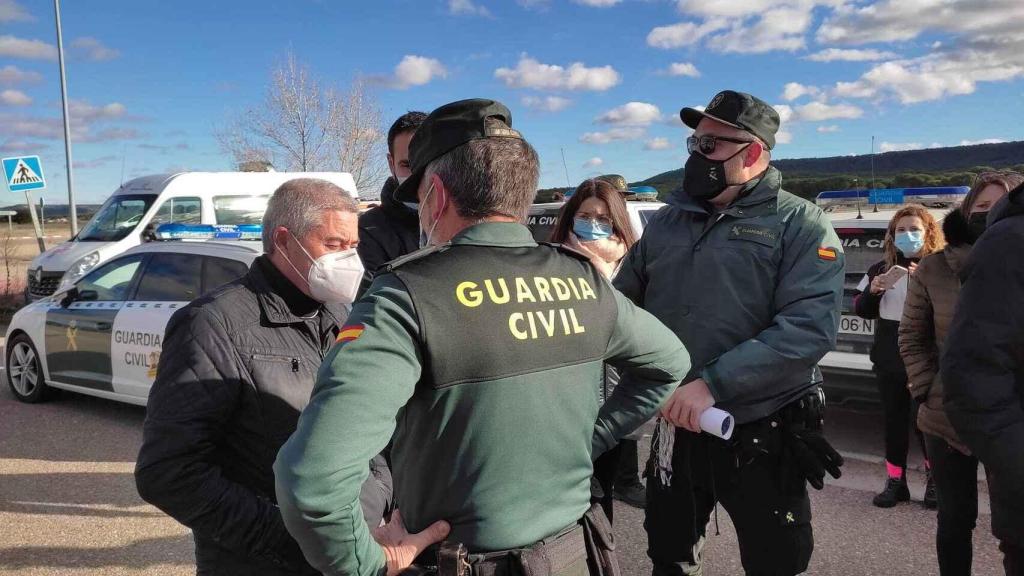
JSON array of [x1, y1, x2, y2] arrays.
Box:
[[3, 155, 46, 192]]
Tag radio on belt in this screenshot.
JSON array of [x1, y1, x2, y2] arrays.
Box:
[[155, 223, 262, 240]]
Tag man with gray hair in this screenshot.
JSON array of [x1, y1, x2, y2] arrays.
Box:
[[275, 99, 690, 576], [136, 178, 392, 575]]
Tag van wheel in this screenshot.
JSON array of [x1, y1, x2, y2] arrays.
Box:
[[6, 334, 51, 403]]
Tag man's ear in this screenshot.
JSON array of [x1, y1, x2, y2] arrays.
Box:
[[744, 141, 764, 168], [386, 152, 396, 176], [272, 226, 289, 253]]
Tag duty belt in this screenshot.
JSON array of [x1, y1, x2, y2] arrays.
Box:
[[428, 524, 588, 576]]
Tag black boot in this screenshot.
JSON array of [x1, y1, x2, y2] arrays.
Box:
[[612, 480, 646, 508], [873, 474, 910, 508], [923, 469, 937, 510]]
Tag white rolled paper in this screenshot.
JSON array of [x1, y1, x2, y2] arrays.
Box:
[[700, 407, 734, 440]]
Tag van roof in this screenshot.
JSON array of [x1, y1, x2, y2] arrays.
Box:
[[112, 171, 359, 199]]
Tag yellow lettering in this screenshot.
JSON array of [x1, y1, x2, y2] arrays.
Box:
[[515, 277, 537, 304], [534, 277, 554, 302], [537, 309, 557, 337], [457, 282, 483, 307], [569, 308, 586, 334], [559, 308, 571, 335], [527, 311, 538, 339], [551, 278, 571, 301], [484, 278, 510, 304], [567, 277, 582, 300], [578, 278, 597, 300], [509, 313, 529, 340]]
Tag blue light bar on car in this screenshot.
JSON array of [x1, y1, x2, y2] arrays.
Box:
[[155, 223, 262, 240]]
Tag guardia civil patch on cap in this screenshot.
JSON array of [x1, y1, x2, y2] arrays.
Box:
[[336, 324, 365, 344], [818, 247, 838, 261]]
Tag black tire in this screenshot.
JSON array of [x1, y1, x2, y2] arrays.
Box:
[[6, 333, 51, 403]]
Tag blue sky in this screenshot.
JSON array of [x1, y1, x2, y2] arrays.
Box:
[[2, 0, 1023, 203]]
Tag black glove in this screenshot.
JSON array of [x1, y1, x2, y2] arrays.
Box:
[[785, 427, 844, 490]]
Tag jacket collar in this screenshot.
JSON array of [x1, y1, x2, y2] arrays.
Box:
[[669, 166, 782, 217], [448, 222, 538, 248], [247, 256, 345, 326]]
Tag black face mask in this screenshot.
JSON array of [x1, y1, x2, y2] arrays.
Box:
[[967, 211, 989, 243], [682, 144, 751, 201]]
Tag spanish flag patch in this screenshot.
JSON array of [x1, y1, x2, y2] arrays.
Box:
[[817, 247, 838, 261], [336, 324, 365, 344]]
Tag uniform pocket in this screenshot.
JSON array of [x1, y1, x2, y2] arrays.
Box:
[[246, 352, 315, 444]]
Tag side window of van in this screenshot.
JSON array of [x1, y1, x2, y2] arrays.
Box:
[[151, 197, 202, 226], [214, 195, 271, 225]]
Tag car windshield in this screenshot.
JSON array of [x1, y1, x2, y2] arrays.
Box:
[[77, 194, 157, 242], [214, 195, 271, 225]]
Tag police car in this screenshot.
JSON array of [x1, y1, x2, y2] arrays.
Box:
[[5, 224, 262, 405]]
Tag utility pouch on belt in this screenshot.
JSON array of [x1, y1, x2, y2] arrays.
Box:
[[439, 542, 469, 576], [582, 503, 621, 576]]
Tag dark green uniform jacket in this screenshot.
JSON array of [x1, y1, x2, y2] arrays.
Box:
[[275, 222, 690, 576], [614, 167, 844, 424]]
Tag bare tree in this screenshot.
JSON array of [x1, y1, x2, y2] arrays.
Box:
[[216, 52, 387, 194], [333, 78, 388, 193]]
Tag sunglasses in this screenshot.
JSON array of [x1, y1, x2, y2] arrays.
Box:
[[686, 134, 755, 155]]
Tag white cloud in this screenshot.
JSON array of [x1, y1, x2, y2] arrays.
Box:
[[74, 155, 118, 170], [391, 55, 447, 89], [664, 62, 701, 77], [879, 141, 924, 153], [644, 137, 672, 151], [0, 111, 140, 143], [579, 127, 645, 144], [775, 129, 794, 144], [959, 138, 1006, 146], [0, 89, 31, 106], [0, 64, 42, 85], [793, 101, 863, 121], [596, 102, 662, 126], [782, 82, 819, 101], [0, 35, 56, 60], [495, 55, 620, 91], [573, 0, 620, 5], [0, 0, 31, 22], [817, 125, 840, 133], [647, 19, 728, 49], [448, 0, 491, 17], [70, 37, 120, 61], [772, 103, 794, 124], [706, 6, 813, 53], [674, 0, 793, 19], [805, 48, 898, 62], [521, 95, 572, 112], [583, 157, 604, 168], [69, 100, 127, 122]]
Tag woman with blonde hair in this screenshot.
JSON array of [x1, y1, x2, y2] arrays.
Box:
[[853, 204, 945, 508], [900, 172, 1023, 575]]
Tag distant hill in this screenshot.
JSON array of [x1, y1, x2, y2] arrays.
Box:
[[0, 204, 100, 224], [536, 140, 1024, 203]]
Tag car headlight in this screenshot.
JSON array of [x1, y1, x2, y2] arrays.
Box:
[[61, 251, 101, 286]]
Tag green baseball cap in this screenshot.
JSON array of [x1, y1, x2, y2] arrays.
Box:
[[595, 174, 628, 194], [393, 98, 522, 203], [680, 90, 780, 150]]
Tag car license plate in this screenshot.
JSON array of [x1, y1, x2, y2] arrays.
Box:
[[839, 314, 875, 336]]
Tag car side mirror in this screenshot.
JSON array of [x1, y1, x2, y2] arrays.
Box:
[[78, 289, 98, 302]]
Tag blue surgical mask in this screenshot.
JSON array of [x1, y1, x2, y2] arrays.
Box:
[[894, 230, 925, 257], [573, 217, 613, 241]]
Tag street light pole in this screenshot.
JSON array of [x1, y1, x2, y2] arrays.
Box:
[[54, 0, 77, 236]]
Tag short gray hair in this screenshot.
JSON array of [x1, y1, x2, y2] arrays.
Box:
[[262, 178, 358, 252], [424, 119, 539, 221]]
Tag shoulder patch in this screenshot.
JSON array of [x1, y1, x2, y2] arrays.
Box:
[[336, 323, 365, 344], [385, 243, 450, 271], [817, 247, 838, 261]]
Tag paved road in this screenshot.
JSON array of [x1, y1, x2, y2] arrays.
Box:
[[0, 384, 1004, 576]]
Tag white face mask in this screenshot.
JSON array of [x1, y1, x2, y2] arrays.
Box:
[[418, 181, 445, 248], [278, 231, 364, 305]]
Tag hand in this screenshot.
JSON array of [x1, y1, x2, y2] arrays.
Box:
[[869, 275, 888, 294], [566, 233, 616, 280], [372, 509, 450, 576], [908, 262, 918, 276], [660, 379, 716, 433]]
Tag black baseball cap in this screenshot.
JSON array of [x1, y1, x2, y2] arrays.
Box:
[[680, 90, 780, 150], [393, 98, 522, 203]]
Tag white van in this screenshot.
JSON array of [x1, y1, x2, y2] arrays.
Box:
[[26, 171, 358, 300]]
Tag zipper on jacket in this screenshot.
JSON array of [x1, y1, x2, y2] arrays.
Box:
[[250, 353, 301, 372], [694, 213, 727, 251]]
